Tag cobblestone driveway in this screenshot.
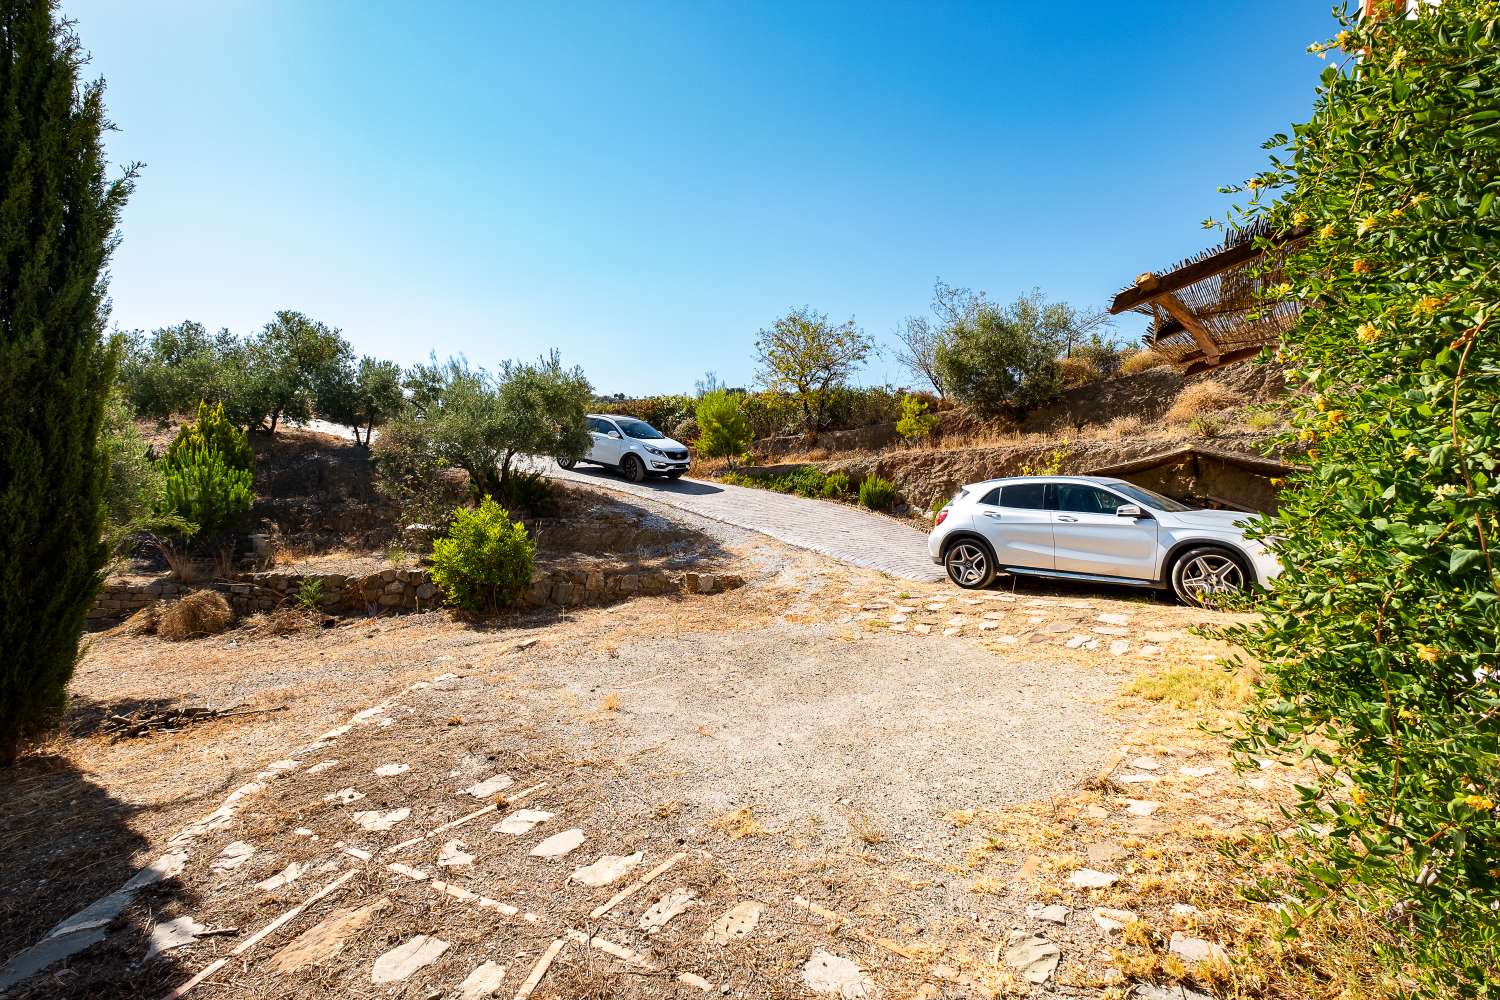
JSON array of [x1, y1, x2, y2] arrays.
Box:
[[539, 461, 946, 582]]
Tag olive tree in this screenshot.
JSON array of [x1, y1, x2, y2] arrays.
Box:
[[754, 306, 873, 435]]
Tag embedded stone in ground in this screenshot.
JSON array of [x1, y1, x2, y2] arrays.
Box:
[[802, 948, 874, 997], [352, 807, 410, 831], [371, 934, 451, 984], [211, 840, 255, 871], [1140, 643, 1162, 655], [257, 861, 309, 891], [1001, 933, 1060, 985], [1109, 640, 1130, 656], [456, 960, 508, 999], [324, 787, 364, 804], [1131, 756, 1162, 770], [1087, 841, 1125, 864], [570, 852, 643, 887], [1171, 903, 1202, 919], [639, 888, 697, 933], [703, 900, 765, 944], [1067, 868, 1119, 889], [1097, 613, 1131, 626], [144, 916, 211, 960], [437, 840, 474, 867], [306, 760, 340, 774], [1179, 765, 1216, 778], [1169, 933, 1228, 964], [374, 763, 410, 777], [464, 774, 514, 798], [1025, 903, 1068, 924], [494, 809, 554, 835], [1092, 625, 1129, 636], [267, 897, 391, 973], [1065, 635, 1088, 649], [1125, 800, 1162, 816], [1091, 907, 1138, 934], [529, 828, 586, 859]]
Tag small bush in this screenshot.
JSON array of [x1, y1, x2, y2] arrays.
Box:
[[1187, 414, 1226, 438], [858, 475, 897, 510], [895, 395, 939, 444], [1056, 355, 1102, 390], [157, 450, 253, 535], [785, 466, 827, 498], [1243, 408, 1282, 431], [821, 471, 850, 498], [1119, 347, 1169, 375], [671, 416, 699, 443], [717, 471, 758, 488], [497, 468, 552, 514], [695, 389, 753, 460], [165, 400, 253, 472], [1097, 415, 1143, 440], [429, 496, 535, 615], [156, 590, 235, 641], [1164, 381, 1241, 424], [294, 577, 324, 611]]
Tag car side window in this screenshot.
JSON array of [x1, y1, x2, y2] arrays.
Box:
[[998, 483, 1046, 509], [588, 418, 613, 435], [979, 487, 1001, 505], [1055, 484, 1124, 515]]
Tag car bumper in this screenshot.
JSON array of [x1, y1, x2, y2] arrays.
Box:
[[647, 459, 690, 472], [1247, 544, 1282, 588]]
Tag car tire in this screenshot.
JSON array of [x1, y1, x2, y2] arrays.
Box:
[[1170, 545, 1250, 606], [621, 454, 646, 483], [943, 538, 996, 589], [556, 456, 576, 470]]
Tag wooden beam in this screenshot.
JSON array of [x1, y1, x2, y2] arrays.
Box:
[[1109, 226, 1308, 315], [1153, 291, 1221, 364]]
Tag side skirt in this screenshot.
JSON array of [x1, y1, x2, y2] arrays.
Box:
[[1002, 566, 1164, 589]]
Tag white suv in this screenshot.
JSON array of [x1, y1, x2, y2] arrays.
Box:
[[557, 414, 692, 482], [928, 475, 1280, 604]]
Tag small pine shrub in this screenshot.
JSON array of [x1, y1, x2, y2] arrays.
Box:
[[429, 496, 535, 615], [1164, 381, 1241, 423], [1119, 348, 1169, 375], [158, 450, 253, 534], [821, 471, 850, 498], [858, 475, 897, 510], [895, 395, 940, 444], [166, 400, 253, 471], [786, 466, 827, 498], [294, 576, 324, 611], [695, 390, 752, 460]]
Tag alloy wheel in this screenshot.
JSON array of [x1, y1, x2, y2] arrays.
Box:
[[1178, 552, 1245, 599], [946, 542, 989, 588]]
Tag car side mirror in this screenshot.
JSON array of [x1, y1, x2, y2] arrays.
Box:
[[1116, 504, 1143, 519], [607, 431, 622, 440]]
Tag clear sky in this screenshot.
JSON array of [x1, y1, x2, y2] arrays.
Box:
[[69, 1, 1337, 395]]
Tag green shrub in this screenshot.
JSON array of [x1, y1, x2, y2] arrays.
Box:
[[895, 395, 939, 444], [783, 466, 826, 497], [1220, 4, 1500, 991], [497, 467, 552, 514], [158, 450, 253, 534], [672, 416, 699, 443], [166, 400, 253, 471], [429, 496, 535, 615], [821, 471, 850, 498], [99, 389, 163, 533], [294, 577, 324, 612], [695, 389, 752, 460], [717, 471, 758, 488], [858, 475, 897, 510]]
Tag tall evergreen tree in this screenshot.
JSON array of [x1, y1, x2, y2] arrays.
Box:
[[0, 0, 135, 764]]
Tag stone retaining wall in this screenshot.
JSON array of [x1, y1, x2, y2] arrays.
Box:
[[88, 576, 192, 627]]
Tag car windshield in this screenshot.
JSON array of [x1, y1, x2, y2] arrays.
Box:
[[1108, 482, 1192, 513], [614, 418, 665, 440]]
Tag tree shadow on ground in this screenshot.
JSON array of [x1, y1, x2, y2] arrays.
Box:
[[557, 464, 725, 497]]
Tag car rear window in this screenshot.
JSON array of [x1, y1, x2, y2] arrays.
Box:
[[999, 483, 1046, 509]]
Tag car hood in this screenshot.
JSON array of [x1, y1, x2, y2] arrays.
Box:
[[632, 437, 688, 452], [1165, 509, 1261, 531]]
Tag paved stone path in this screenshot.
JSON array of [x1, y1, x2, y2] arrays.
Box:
[[538, 461, 946, 582]]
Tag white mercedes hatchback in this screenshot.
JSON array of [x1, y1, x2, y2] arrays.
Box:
[[928, 475, 1280, 604], [557, 414, 692, 482]]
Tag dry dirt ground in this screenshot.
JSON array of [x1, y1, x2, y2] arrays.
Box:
[[0, 491, 1313, 1000]]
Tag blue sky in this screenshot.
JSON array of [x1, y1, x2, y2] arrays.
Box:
[[71, 1, 1337, 395]]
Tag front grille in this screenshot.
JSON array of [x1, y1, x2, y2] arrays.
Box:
[[665, 450, 688, 461]]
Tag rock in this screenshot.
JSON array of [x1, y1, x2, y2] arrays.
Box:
[[942, 627, 960, 636], [1091, 907, 1137, 934], [1044, 621, 1072, 633], [463, 774, 513, 798], [267, 897, 390, 973], [1171, 903, 1202, 919], [1065, 635, 1089, 649], [1096, 613, 1131, 626], [912, 624, 931, 635], [1109, 640, 1130, 656], [456, 960, 508, 998], [437, 840, 474, 867], [374, 763, 409, 777], [1134, 986, 1213, 1000], [306, 760, 340, 775], [977, 621, 999, 631], [1025, 903, 1069, 924], [492, 809, 553, 835], [1130, 756, 1162, 771], [1117, 773, 1158, 784], [144, 916, 212, 959], [802, 948, 874, 997], [1126, 799, 1162, 817], [1092, 625, 1129, 636], [211, 841, 255, 871], [371, 934, 450, 984], [352, 807, 410, 832], [703, 901, 764, 944], [1169, 932, 1227, 964], [640, 888, 698, 933], [1067, 868, 1119, 889], [1001, 933, 1060, 985], [256, 862, 310, 892], [324, 787, 364, 804], [0, 929, 106, 992], [1082, 804, 1109, 820], [529, 828, 586, 859], [570, 852, 643, 887], [1179, 765, 1217, 778], [1086, 841, 1125, 864], [1140, 643, 1162, 655]]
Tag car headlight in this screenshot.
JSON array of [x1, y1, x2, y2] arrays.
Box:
[[644, 445, 665, 457]]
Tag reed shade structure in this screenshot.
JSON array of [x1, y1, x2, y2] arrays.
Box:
[[1109, 220, 1309, 373]]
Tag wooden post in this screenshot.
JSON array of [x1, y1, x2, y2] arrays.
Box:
[[1152, 291, 1222, 365]]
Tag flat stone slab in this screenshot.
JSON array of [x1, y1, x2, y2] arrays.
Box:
[[493, 809, 553, 836], [529, 828, 586, 859], [352, 807, 410, 832], [1130, 756, 1162, 771], [1002, 933, 1060, 984], [1097, 613, 1131, 626], [1169, 932, 1228, 964], [1126, 800, 1162, 816], [802, 948, 874, 997], [144, 916, 211, 959], [305, 760, 340, 774], [267, 897, 390, 973], [374, 763, 410, 777], [456, 960, 507, 998], [1092, 907, 1138, 934], [1179, 765, 1217, 778], [570, 852, 643, 887], [437, 840, 474, 867], [463, 774, 514, 798], [0, 928, 106, 992], [639, 888, 697, 933], [256, 862, 309, 892], [211, 841, 255, 871], [703, 900, 764, 944], [1067, 868, 1119, 889], [371, 934, 450, 983], [1025, 903, 1069, 924], [1092, 625, 1129, 636], [324, 787, 364, 804]]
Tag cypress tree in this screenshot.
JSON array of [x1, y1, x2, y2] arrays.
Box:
[[0, 0, 135, 765]]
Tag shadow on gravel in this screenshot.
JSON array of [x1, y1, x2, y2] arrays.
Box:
[[560, 465, 725, 497]]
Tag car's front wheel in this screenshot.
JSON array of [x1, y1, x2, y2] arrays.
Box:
[[944, 539, 995, 589], [620, 454, 646, 483], [556, 456, 577, 470], [1171, 546, 1248, 606]]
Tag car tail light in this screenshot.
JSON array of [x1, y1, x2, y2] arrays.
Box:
[[934, 507, 949, 526]]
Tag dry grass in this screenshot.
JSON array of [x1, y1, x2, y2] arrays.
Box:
[[155, 590, 235, 641], [598, 691, 621, 713], [1123, 661, 1255, 711], [709, 806, 766, 840], [1165, 381, 1243, 424], [240, 607, 321, 638], [1121, 348, 1170, 375], [1088, 415, 1144, 441]]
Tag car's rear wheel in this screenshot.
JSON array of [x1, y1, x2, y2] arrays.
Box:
[[1171, 546, 1248, 606], [556, 456, 577, 470], [621, 454, 646, 483], [944, 539, 995, 589]]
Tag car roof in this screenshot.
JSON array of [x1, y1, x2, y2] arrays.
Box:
[[588, 413, 636, 422], [961, 475, 1129, 491]]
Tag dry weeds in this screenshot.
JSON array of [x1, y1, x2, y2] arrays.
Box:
[[154, 590, 235, 641], [1164, 380, 1243, 424]]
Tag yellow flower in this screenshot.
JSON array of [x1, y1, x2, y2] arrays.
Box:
[[1357, 216, 1379, 235], [1292, 210, 1309, 226], [1351, 788, 1368, 806], [1299, 428, 1318, 443], [1415, 644, 1440, 663], [1270, 478, 1285, 488], [1247, 178, 1262, 190], [1390, 47, 1406, 69], [1353, 259, 1372, 275], [1320, 223, 1337, 239], [1357, 322, 1380, 343], [1414, 296, 1442, 317], [1326, 410, 1347, 424], [1336, 30, 1354, 49], [1465, 795, 1496, 811], [1389, 207, 1404, 220]]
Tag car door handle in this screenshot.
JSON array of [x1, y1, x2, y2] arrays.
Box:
[[1057, 515, 1078, 522], [982, 511, 1003, 518]]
